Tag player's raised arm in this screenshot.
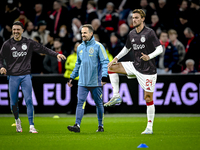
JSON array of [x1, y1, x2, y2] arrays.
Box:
[[107, 46, 131, 68]]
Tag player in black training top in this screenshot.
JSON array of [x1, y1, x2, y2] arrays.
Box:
[[104, 9, 163, 134], [0, 21, 66, 133]]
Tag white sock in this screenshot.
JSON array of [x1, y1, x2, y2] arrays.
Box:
[[30, 125, 34, 129], [109, 73, 120, 97], [146, 104, 155, 130], [15, 118, 20, 124]]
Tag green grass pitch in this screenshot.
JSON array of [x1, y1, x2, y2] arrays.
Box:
[[0, 114, 200, 150]]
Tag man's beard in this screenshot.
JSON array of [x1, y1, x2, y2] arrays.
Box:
[[134, 23, 141, 28]]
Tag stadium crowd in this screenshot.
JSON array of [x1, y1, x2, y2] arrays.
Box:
[[0, 0, 200, 74]]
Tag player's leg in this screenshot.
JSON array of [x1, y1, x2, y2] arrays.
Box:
[[68, 86, 89, 132], [138, 74, 157, 134], [20, 75, 37, 133], [91, 87, 104, 132], [108, 63, 127, 97], [141, 91, 155, 134], [104, 63, 126, 106], [8, 76, 22, 132]]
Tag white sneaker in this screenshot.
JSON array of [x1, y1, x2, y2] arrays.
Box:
[[16, 119, 22, 133], [104, 96, 122, 107], [29, 127, 38, 133], [141, 128, 153, 134]]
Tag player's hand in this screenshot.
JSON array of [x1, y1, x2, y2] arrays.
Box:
[[101, 81, 107, 86], [107, 57, 118, 68], [57, 54, 66, 61], [0, 67, 7, 75], [67, 79, 73, 87], [165, 68, 169, 72], [140, 53, 150, 61]]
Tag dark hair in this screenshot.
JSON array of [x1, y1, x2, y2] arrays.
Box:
[[34, 36, 41, 43], [54, 38, 61, 42], [159, 30, 168, 38], [24, 21, 32, 30], [13, 21, 24, 29], [82, 24, 94, 33], [48, 32, 55, 39]]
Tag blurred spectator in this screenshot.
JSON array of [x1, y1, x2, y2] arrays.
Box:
[[30, 3, 48, 30], [117, 22, 134, 61], [31, 20, 50, 46], [118, 0, 132, 21], [156, 30, 179, 74], [64, 41, 80, 114], [181, 59, 197, 74], [45, 32, 55, 50], [91, 18, 109, 44], [31, 36, 45, 74], [101, 2, 119, 34], [149, 1, 156, 10], [94, 33, 114, 62], [72, 18, 82, 43], [139, 0, 155, 25], [22, 21, 34, 39], [156, 0, 176, 30], [102, 43, 113, 62], [174, 0, 189, 28], [14, 11, 30, 26], [58, 25, 73, 57], [182, 27, 200, 70], [149, 14, 165, 37], [179, 0, 188, 12], [49, 0, 72, 37], [3, 2, 20, 29], [118, 23, 129, 44], [43, 38, 66, 74], [85, 1, 98, 24], [168, 29, 185, 73], [93, 33, 100, 42], [127, 12, 134, 30], [70, 0, 85, 24], [175, 11, 191, 45], [0, 24, 12, 41], [189, 0, 200, 35], [108, 32, 124, 58], [64, 42, 80, 79]]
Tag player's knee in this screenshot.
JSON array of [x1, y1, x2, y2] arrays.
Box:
[[25, 99, 33, 107], [108, 66, 114, 72], [144, 95, 152, 103]]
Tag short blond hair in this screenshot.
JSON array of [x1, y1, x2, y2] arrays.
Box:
[[132, 9, 146, 18], [168, 29, 177, 35]]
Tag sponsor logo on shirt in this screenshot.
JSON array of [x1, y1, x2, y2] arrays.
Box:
[[132, 44, 145, 50], [12, 51, 27, 57]]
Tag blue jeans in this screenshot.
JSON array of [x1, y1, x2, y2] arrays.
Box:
[[75, 86, 104, 126], [8, 75, 34, 125]]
